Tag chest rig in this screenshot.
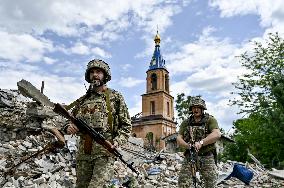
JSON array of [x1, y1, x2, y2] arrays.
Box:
[[183, 113, 216, 155], [73, 89, 116, 154], [77, 94, 109, 130], [184, 113, 209, 143]]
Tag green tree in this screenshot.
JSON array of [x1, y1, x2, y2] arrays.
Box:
[[231, 33, 284, 114], [175, 93, 192, 121], [227, 33, 284, 168]]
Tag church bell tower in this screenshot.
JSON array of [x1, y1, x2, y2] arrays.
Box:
[[132, 32, 177, 150]]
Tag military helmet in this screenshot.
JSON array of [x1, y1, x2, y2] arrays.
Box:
[[189, 96, 207, 110], [85, 59, 111, 83]]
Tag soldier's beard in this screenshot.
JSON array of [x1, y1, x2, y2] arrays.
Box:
[[89, 79, 104, 92]]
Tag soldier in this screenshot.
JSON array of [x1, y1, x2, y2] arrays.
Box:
[[177, 96, 221, 188], [64, 59, 132, 188]]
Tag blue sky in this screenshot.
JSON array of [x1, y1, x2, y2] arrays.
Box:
[[0, 0, 284, 131]]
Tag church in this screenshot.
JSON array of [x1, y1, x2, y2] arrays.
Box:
[[131, 32, 177, 151]]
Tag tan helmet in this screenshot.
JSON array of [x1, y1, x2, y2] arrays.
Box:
[[189, 96, 207, 110], [85, 59, 111, 83]]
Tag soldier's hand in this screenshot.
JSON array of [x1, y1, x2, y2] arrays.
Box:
[[113, 140, 119, 148], [66, 124, 79, 135], [194, 141, 202, 151]]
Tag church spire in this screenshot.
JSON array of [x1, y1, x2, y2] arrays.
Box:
[[149, 30, 166, 70]]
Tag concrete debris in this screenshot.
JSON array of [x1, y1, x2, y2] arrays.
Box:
[[1, 88, 284, 188], [268, 169, 284, 180]]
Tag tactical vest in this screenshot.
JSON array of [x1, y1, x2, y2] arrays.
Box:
[[72, 89, 116, 138], [77, 94, 108, 129], [183, 113, 216, 155]]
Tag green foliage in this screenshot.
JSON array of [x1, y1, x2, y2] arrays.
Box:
[[146, 132, 153, 143], [175, 93, 192, 121], [225, 33, 284, 169], [230, 33, 284, 114]]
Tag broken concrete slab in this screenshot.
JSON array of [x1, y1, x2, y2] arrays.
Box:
[[17, 79, 54, 107], [268, 169, 284, 180]]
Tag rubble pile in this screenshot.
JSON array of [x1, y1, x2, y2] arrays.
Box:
[[1, 89, 284, 188], [0, 89, 33, 142], [0, 89, 76, 188], [0, 135, 76, 188]]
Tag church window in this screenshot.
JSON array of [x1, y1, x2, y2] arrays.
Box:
[[151, 73, 157, 90], [150, 101, 155, 115], [165, 74, 169, 92], [167, 102, 170, 116]]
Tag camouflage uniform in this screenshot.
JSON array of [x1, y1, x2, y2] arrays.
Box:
[[178, 98, 219, 188], [67, 59, 132, 188]]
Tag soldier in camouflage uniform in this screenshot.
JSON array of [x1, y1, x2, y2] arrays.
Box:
[[177, 96, 221, 188], [64, 59, 132, 188]]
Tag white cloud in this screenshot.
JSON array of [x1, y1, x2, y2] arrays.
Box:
[[91, 47, 111, 59], [0, 31, 53, 62], [209, 0, 284, 31], [170, 80, 192, 97], [87, 30, 120, 45], [0, 1, 185, 37], [164, 27, 256, 129], [128, 95, 142, 117], [51, 60, 85, 76], [121, 64, 133, 72], [70, 42, 90, 55], [206, 98, 241, 131], [118, 77, 145, 88], [43, 57, 57, 65], [167, 27, 238, 75], [209, 0, 259, 18], [0, 61, 85, 104], [0, 1, 188, 68], [133, 3, 183, 58]]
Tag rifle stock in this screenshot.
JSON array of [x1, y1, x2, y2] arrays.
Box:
[[53, 103, 139, 175]]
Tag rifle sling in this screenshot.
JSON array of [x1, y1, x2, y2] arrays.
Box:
[[105, 89, 114, 142], [65, 94, 87, 111]]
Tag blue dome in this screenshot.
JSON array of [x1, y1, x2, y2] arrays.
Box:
[[148, 33, 167, 71]]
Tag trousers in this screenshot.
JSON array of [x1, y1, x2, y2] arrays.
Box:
[[76, 156, 115, 188], [178, 155, 218, 188]]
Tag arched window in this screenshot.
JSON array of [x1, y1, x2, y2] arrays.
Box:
[[165, 74, 169, 92], [151, 73, 157, 90]]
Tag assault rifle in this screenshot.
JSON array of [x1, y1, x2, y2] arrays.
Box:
[[53, 103, 139, 176], [188, 126, 198, 188]]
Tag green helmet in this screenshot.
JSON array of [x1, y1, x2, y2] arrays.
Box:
[[85, 59, 111, 83], [189, 96, 207, 110]]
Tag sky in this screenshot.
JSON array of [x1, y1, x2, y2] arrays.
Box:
[[0, 0, 284, 132]]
